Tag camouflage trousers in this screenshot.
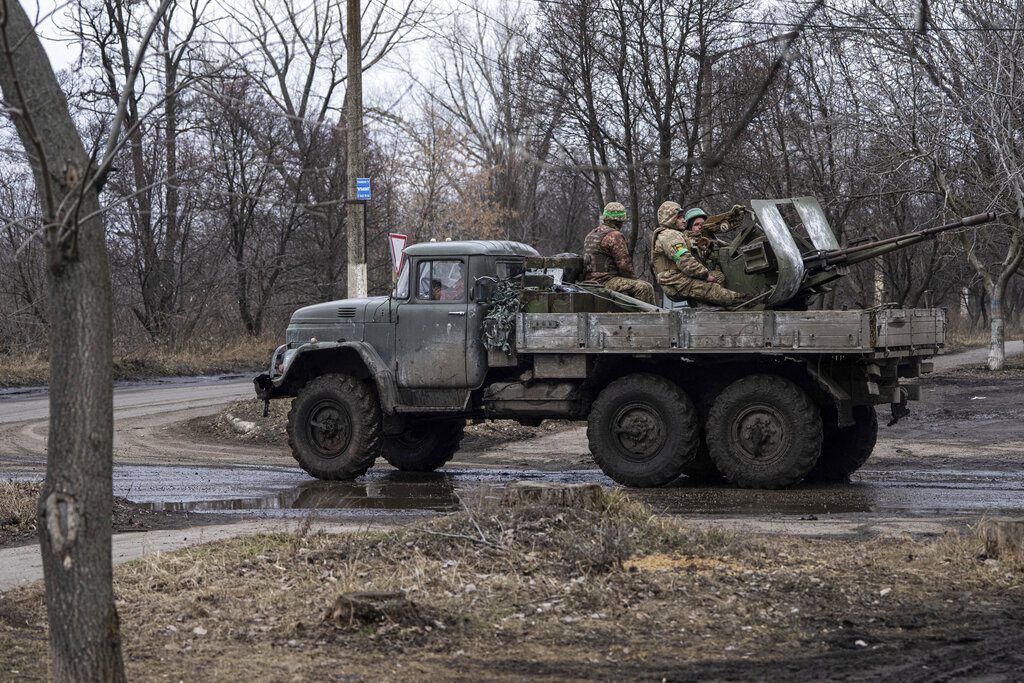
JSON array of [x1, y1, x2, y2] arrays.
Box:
[[656, 270, 745, 307], [601, 276, 656, 305]]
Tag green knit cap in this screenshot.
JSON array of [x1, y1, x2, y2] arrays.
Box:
[[684, 207, 708, 228], [602, 202, 627, 221]]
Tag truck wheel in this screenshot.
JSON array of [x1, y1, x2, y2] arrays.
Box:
[[706, 375, 822, 489], [587, 373, 699, 487], [287, 374, 381, 480], [805, 406, 878, 482], [383, 420, 464, 472]]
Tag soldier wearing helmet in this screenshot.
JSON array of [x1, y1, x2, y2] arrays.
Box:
[[582, 202, 656, 305], [651, 201, 746, 307]]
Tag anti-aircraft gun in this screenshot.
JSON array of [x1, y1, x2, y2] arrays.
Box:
[[705, 197, 997, 309]]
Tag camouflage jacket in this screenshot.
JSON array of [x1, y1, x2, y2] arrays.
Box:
[[583, 223, 636, 282], [651, 201, 711, 280], [652, 202, 744, 280]]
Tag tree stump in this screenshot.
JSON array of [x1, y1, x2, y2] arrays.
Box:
[[980, 518, 1024, 561], [501, 481, 608, 511], [326, 591, 424, 627]]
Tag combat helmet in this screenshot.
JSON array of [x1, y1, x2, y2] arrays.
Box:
[[602, 202, 627, 224], [684, 207, 708, 229]]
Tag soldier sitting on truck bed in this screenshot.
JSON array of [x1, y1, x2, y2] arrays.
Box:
[[652, 201, 747, 307], [582, 202, 656, 305]]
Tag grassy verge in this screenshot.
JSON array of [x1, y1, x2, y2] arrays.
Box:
[[0, 482, 39, 545], [943, 323, 1022, 354], [1, 493, 1020, 681], [1, 337, 276, 389]]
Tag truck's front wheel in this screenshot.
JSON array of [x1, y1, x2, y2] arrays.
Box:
[[287, 374, 382, 480], [706, 375, 822, 489], [587, 373, 700, 487], [383, 419, 464, 472], [805, 406, 878, 482]]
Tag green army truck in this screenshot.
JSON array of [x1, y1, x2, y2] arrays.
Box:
[[255, 198, 991, 489]]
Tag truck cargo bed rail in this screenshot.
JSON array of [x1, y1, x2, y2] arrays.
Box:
[[516, 308, 944, 357]]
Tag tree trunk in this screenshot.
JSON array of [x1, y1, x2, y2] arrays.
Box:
[[158, 23, 180, 337], [0, 4, 124, 680], [988, 277, 1009, 370]]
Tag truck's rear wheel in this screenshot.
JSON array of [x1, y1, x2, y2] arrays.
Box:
[[706, 375, 822, 489], [287, 374, 381, 480], [805, 406, 878, 482], [587, 373, 699, 487], [383, 419, 464, 472]]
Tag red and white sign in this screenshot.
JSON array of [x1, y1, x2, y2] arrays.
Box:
[[387, 233, 407, 278]]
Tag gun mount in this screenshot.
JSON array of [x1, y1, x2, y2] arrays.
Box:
[[712, 197, 997, 309]]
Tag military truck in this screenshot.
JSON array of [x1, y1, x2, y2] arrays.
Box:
[[255, 198, 993, 489]]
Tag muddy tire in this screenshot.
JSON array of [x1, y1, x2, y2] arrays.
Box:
[[383, 419, 464, 472], [805, 406, 878, 482], [706, 375, 822, 489], [587, 373, 699, 487], [287, 374, 381, 480]]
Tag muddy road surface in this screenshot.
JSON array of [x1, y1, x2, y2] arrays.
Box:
[[1, 345, 1022, 537]]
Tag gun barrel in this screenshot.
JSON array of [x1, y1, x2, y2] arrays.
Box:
[[818, 211, 997, 266]]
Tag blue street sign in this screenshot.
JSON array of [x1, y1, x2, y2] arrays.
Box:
[[356, 177, 371, 200]]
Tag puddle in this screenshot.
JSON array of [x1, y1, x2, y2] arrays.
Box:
[[138, 473, 466, 513], [83, 463, 1024, 519]]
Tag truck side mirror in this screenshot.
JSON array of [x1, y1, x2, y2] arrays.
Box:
[[473, 278, 495, 303]]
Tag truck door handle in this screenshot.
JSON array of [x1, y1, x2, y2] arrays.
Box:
[[448, 310, 466, 316]]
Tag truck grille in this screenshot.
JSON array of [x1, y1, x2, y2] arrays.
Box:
[[337, 306, 357, 318]]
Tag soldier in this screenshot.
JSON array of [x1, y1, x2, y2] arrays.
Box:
[[582, 202, 656, 305], [651, 201, 746, 307]]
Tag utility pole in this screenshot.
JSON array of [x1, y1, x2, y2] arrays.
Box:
[[346, 0, 367, 297]]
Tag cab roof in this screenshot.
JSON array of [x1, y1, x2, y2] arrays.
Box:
[[403, 240, 539, 258]]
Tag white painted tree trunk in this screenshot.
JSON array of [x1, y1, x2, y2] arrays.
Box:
[[988, 284, 1006, 371]]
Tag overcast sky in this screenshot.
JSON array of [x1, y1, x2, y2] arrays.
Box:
[[31, 0, 81, 70]]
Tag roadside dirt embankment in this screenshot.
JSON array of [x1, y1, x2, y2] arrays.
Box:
[[2, 493, 1022, 681]]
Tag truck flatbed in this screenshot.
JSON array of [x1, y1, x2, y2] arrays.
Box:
[[517, 307, 944, 358]]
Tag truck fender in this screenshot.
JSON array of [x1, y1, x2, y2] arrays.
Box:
[[260, 341, 400, 414], [805, 366, 854, 428]]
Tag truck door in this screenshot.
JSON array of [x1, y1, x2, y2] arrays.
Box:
[[395, 258, 469, 388]]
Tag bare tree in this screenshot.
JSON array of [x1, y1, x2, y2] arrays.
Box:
[[0, 0, 170, 678], [202, 72, 302, 335], [74, 0, 209, 340], [856, 0, 1024, 368], [426, 2, 561, 244], [0, 167, 48, 346], [219, 0, 421, 300]]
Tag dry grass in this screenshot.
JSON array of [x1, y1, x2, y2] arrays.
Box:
[[0, 481, 39, 544], [2, 494, 1021, 681], [1, 336, 275, 388], [943, 321, 1023, 353], [0, 481, 195, 549]]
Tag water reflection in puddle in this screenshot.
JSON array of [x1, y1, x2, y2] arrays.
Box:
[[126, 465, 1024, 518], [138, 472, 466, 513]]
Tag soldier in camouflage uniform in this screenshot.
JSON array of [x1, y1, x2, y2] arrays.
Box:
[[582, 202, 656, 305], [651, 201, 746, 307]]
